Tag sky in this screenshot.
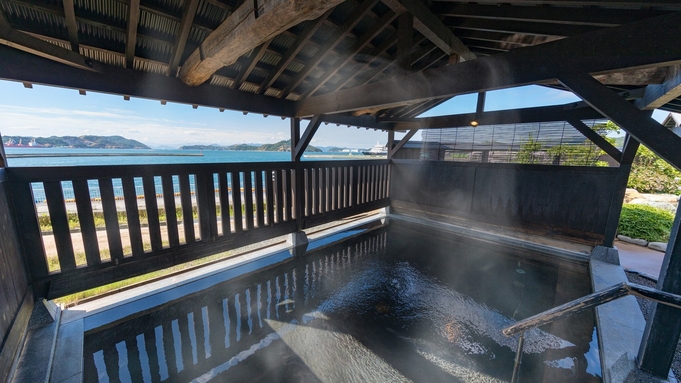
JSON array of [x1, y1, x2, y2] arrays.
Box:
[[0, 79, 670, 149]]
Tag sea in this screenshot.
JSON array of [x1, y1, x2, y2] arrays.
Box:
[[3, 148, 373, 203]]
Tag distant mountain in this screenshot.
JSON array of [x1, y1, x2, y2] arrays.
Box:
[[180, 140, 322, 152], [3, 135, 149, 149]]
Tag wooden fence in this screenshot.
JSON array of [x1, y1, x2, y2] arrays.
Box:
[[6, 160, 390, 299]]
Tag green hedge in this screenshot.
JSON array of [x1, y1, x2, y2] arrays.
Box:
[[618, 204, 674, 243]]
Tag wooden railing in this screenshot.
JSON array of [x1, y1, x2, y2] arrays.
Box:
[[6, 160, 389, 299]]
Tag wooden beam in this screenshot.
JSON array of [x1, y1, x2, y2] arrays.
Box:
[[290, 117, 301, 161], [179, 0, 343, 87], [168, 0, 199, 77], [62, 0, 79, 52], [382, 0, 475, 61], [432, 3, 669, 27], [232, 40, 271, 90], [0, 25, 96, 71], [567, 119, 622, 162], [389, 103, 603, 131], [257, 15, 329, 95], [635, 65, 681, 109], [0, 45, 295, 116], [397, 12, 413, 71], [125, 0, 140, 69], [559, 72, 681, 170], [296, 12, 681, 117], [388, 129, 418, 158], [448, 17, 598, 37], [280, 0, 379, 99], [293, 115, 325, 160], [300, 10, 397, 98]]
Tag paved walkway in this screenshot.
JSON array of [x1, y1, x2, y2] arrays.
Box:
[[615, 239, 666, 280]]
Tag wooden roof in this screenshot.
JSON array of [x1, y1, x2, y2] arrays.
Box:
[[1, 0, 680, 126]]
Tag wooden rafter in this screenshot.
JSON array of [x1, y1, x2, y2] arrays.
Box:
[[125, 0, 140, 69], [257, 14, 329, 95], [388, 128, 418, 158], [300, 10, 398, 98], [62, 0, 79, 52], [232, 40, 272, 90], [293, 115, 325, 160], [432, 3, 667, 27], [179, 0, 344, 87], [635, 65, 681, 110], [448, 17, 598, 37], [382, 0, 475, 61], [168, 0, 199, 77], [279, 0, 380, 99], [296, 12, 681, 117], [559, 73, 681, 169], [351, 35, 428, 89]]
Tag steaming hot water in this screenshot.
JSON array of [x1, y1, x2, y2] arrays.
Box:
[[83, 221, 601, 382]]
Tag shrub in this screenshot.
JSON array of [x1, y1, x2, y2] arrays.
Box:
[[618, 204, 675, 243]]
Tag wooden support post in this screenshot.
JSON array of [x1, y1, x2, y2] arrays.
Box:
[[293, 115, 324, 161], [387, 130, 395, 160], [290, 117, 300, 162], [602, 134, 639, 247], [388, 129, 419, 158], [638, 197, 681, 378], [0, 132, 7, 168]]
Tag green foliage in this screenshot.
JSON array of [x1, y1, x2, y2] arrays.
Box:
[[618, 204, 674, 243], [515, 134, 543, 164], [628, 145, 681, 194]]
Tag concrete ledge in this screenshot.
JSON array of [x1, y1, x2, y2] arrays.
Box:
[[590, 259, 677, 383]]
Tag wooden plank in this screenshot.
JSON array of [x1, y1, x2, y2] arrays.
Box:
[[305, 168, 313, 217], [201, 172, 218, 240], [125, 0, 140, 69], [142, 176, 162, 251], [179, 0, 344, 86], [329, 32, 397, 93], [636, 64, 681, 110], [243, 171, 254, 230], [62, 0, 79, 52], [179, 174, 196, 243], [98, 178, 124, 262], [168, 0, 199, 77], [232, 40, 271, 90], [285, 169, 293, 222], [0, 46, 295, 117], [195, 172, 212, 241], [72, 179, 101, 266], [231, 172, 243, 233], [44, 181, 76, 271], [255, 170, 265, 227], [8, 181, 48, 278], [122, 177, 144, 256], [296, 12, 681, 117], [274, 170, 283, 223], [161, 175, 180, 247], [0, 292, 33, 383], [266, 170, 274, 226], [303, 199, 389, 229], [218, 172, 231, 235], [293, 115, 325, 160]]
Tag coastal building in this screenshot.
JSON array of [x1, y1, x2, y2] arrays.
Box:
[[0, 1, 681, 382]]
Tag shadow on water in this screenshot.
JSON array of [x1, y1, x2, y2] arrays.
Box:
[[83, 221, 601, 382]]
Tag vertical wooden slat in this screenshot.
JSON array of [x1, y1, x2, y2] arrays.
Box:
[[325, 167, 331, 212], [319, 168, 326, 214], [243, 171, 254, 230], [143, 176, 162, 251], [125, 336, 144, 382], [219, 172, 231, 235], [207, 298, 226, 354], [161, 321, 178, 376], [44, 181, 76, 271], [8, 181, 48, 278], [266, 170, 274, 226], [98, 178, 124, 262], [330, 167, 336, 211], [161, 175, 180, 247], [371, 165, 377, 202], [72, 180, 100, 266], [310, 168, 317, 216], [255, 170, 265, 227], [285, 169, 293, 222], [274, 170, 283, 223], [231, 172, 243, 233], [351, 166, 358, 207], [179, 174, 195, 243], [305, 168, 313, 217], [122, 177, 144, 256], [195, 172, 216, 241]]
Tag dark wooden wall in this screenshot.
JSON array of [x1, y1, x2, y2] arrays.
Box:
[[390, 160, 620, 244], [0, 169, 31, 382]]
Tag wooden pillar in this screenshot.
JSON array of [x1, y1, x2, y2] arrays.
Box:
[[290, 117, 300, 162], [0, 133, 6, 168], [602, 135, 639, 247], [387, 130, 395, 160], [638, 197, 681, 377], [290, 117, 303, 231]]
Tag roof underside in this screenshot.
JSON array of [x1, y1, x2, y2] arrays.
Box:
[[1, 0, 681, 124]]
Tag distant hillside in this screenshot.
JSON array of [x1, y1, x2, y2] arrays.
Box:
[[180, 140, 321, 152], [3, 135, 149, 149]]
